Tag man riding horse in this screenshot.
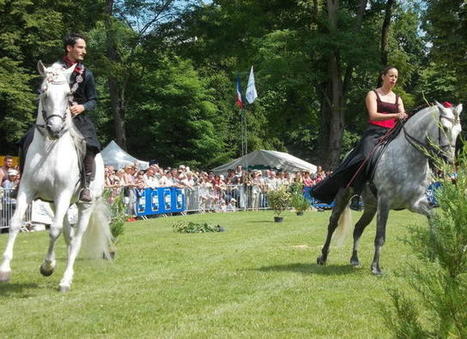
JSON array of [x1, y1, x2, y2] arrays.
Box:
[[21, 33, 100, 202]]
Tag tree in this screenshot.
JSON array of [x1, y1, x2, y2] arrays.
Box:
[[100, 0, 187, 150], [125, 56, 226, 168]]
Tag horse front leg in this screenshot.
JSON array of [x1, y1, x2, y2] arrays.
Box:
[[350, 207, 377, 267], [317, 188, 353, 265], [40, 194, 72, 278], [350, 189, 377, 267], [59, 203, 93, 292], [0, 190, 34, 282], [371, 199, 389, 275]]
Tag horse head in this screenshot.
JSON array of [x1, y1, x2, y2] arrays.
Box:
[[435, 101, 463, 164], [37, 60, 76, 140]]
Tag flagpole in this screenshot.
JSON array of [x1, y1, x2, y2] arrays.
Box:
[[244, 108, 248, 166]]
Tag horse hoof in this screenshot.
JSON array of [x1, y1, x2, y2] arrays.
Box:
[[350, 258, 361, 267], [59, 285, 70, 293], [371, 266, 383, 275], [40, 264, 54, 277], [0, 271, 11, 282], [317, 256, 326, 265]]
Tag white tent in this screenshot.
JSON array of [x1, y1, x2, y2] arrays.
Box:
[[212, 150, 317, 174], [101, 140, 149, 170]]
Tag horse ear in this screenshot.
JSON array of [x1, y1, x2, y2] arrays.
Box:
[[454, 104, 463, 115], [63, 63, 77, 83], [37, 60, 46, 76], [435, 101, 447, 114]]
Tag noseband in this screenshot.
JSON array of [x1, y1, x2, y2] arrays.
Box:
[[35, 79, 70, 138]]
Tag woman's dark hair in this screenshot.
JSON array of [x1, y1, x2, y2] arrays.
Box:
[[377, 65, 398, 87], [63, 33, 86, 53]]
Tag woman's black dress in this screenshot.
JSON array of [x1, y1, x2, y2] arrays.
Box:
[[312, 91, 400, 203]]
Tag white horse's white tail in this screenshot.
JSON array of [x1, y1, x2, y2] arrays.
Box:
[[81, 198, 114, 260], [333, 205, 353, 247]]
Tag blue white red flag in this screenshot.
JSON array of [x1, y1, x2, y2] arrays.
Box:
[[235, 76, 243, 108]]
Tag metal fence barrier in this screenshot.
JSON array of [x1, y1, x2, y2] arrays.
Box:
[[0, 188, 32, 231], [0, 183, 336, 230]]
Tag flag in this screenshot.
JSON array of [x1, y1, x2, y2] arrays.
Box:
[[235, 76, 243, 108], [245, 66, 258, 104]]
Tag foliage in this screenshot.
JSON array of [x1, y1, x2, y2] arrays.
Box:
[[0, 0, 464, 170], [383, 146, 467, 338], [291, 193, 309, 213], [267, 187, 291, 217], [172, 221, 224, 233], [102, 190, 126, 241]]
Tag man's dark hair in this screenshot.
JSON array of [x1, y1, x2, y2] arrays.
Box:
[[63, 33, 86, 53]]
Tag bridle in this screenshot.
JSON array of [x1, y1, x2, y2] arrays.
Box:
[[35, 79, 71, 138], [403, 109, 458, 162]]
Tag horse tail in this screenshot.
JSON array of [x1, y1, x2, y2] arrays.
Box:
[[333, 203, 353, 248], [82, 198, 114, 260]]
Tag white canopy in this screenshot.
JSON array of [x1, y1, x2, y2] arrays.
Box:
[[101, 140, 149, 170], [212, 150, 316, 174]]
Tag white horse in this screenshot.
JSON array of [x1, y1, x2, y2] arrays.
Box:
[[0, 61, 113, 292]]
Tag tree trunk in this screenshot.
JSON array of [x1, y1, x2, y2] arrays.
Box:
[[381, 0, 395, 66], [105, 0, 127, 149], [318, 0, 345, 169], [343, 0, 368, 94]]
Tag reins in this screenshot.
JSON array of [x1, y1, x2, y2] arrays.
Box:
[[402, 109, 453, 162]]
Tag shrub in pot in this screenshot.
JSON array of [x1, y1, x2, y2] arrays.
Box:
[[291, 193, 309, 216], [267, 187, 291, 222]]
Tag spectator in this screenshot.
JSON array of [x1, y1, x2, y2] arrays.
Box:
[[2, 169, 20, 190], [0, 156, 15, 184], [144, 167, 159, 188]]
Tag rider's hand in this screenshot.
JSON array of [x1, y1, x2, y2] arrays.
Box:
[[70, 104, 85, 116], [398, 112, 408, 120]]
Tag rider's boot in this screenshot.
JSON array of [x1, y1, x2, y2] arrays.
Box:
[[79, 151, 95, 202]]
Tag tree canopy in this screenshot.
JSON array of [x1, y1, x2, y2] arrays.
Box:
[[0, 0, 465, 169]]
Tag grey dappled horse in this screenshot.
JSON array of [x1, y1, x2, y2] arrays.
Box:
[[317, 102, 463, 274], [0, 61, 112, 292]]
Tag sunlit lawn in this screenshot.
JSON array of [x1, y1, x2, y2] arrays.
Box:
[[0, 209, 426, 338]]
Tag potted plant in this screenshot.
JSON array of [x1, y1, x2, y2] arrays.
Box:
[[291, 193, 309, 216], [267, 187, 291, 222]]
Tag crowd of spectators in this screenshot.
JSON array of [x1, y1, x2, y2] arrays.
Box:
[[0, 153, 332, 222], [104, 163, 329, 191], [103, 162, 330, 213]]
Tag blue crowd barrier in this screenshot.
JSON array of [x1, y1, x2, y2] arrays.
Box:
[[134, 187, 186, 216]]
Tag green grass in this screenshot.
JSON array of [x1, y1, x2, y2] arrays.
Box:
[[0, 210, 426, 338]]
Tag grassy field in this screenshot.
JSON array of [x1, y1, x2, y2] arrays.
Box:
[[0, 210, 426, 338]]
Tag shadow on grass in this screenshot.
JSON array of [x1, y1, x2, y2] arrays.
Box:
[[257, 262, 356, 276], [0, 282, 39, 297], [248, 220, 275, 224]]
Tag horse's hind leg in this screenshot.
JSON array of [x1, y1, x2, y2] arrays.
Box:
[[350, 190, 377, 267], [0, 190, 33, 281], [317, 188, 353, 265], [40, 194, 72, 277]]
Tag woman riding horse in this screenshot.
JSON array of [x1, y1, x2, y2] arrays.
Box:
[[313, 66, 409, 203]]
